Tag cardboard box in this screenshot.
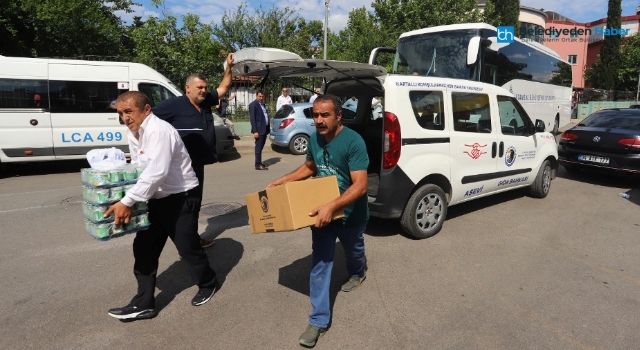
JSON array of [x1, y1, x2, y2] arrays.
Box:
[[245, 175, 345, 233]]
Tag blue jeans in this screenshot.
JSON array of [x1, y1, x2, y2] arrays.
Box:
[[309, 222, 367, 328]]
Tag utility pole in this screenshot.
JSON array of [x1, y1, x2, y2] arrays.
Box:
[[636, 71, 640, 102], [324, 0, 329, 60]]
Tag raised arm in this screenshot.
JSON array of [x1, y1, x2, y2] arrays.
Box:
[[216, 53, 234, 97]]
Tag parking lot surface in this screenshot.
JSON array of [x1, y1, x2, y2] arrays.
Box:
[[1, 131, 639, 350]]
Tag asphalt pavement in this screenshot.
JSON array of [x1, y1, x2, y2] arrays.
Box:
[[1, 125, 640, 350]]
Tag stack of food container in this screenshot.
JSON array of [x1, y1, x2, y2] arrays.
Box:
[[81, 164, 150, 240]]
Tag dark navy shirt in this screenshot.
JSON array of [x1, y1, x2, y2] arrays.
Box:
[[152, 91, 220, 164]]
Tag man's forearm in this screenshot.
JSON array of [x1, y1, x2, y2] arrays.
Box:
[[217, 66, 232, 96]]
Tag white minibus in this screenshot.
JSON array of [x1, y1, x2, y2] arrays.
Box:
[[0, 56, 233, 163]]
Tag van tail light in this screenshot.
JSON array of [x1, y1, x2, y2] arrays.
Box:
[[618, 138, 640, 148], [560, 131, 578, 141], [383, 111, 401, 169], [279, 118, 294, 129]]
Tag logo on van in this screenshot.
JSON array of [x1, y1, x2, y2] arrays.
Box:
[[504, 146, 517, 166], [463, 143, 487, 159], [497, 26, 515, 43]]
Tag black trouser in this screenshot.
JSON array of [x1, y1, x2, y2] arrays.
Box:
[[254, 134, 267, 166], [130, 191, 217, 309], [190, 162, 205, 205]]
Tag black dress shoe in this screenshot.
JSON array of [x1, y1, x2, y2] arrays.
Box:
[[108, 305, 157, 320], [192, 281, 219, 306], [255, 165, 269, 170]]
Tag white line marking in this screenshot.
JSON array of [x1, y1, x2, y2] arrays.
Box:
[[0, 201, 83, 214], [0, 186, 81, 197]]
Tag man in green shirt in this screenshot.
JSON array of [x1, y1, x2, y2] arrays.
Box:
[[266, 94, 369, 348]]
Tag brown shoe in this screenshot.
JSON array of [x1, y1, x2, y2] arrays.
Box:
[[233, 135, 241, 140], [200, 238, 215, 248], [255, 165, 269, 170]]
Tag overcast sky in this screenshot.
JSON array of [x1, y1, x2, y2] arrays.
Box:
[[117, 0, 640, 32]]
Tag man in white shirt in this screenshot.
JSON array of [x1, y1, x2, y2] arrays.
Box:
[[309, 88, 321, 103], [342, 96, 358, 112], [105, 91, 218, 321], [371, 97, 382, 120], [276, 87, 293, 111]]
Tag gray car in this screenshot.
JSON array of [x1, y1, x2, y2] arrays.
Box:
[[269, 102, 316, 155]]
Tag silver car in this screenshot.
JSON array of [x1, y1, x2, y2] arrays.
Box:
[[269, 103, 316, 155]]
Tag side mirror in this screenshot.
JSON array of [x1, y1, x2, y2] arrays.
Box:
[[535, 119, 545, 132], [467, 37, 481, 66], [368, 47, 396, 65]]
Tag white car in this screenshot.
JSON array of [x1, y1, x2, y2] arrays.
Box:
[[231, 48, 558, 239]]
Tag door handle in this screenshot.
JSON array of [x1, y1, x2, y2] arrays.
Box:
[[499, 141, 504, 157], [492, 142, 497, 158]]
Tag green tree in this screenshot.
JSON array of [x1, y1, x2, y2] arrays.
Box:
[[130, 13, 225, 84], [213, 3, 322, 58], [585, 0, 622, 91], [0, 0, 134, 57], [617, 33, 640, 91], [328, 7, 383, 62], [372, 0, 483, 43], [483, 0, 520, 36]]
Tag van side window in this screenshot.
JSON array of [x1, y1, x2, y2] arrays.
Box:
[[409, 91, 445, 130], [138, 83, 177, 107], [452, 92, 491, 133], [497, 96, 533, 136], [49, 81, 121, 113], [0, 79, 49, 109]]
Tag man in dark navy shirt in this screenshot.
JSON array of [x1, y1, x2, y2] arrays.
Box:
[[152, 53, 234, 248]]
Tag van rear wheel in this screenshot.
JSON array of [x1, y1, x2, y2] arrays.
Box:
[[401, 184, 448, 239]]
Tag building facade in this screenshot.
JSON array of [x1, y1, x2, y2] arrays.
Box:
[[477, 1, 640, 89]]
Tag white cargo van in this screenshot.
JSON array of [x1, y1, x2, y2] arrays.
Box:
[[231, 48, 558, 239], [0, 56, 233, 163]]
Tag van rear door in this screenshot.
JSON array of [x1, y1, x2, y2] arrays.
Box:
[[230, 48, 387, 81], [0, 60, 54, 162]]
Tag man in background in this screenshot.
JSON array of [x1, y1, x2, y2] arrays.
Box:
[[152, 53, 234, 248], [249, 90, 270, 171], [276, 87, 292, 111], [217, 92, 241, 140], [309, 88, 320, 103]]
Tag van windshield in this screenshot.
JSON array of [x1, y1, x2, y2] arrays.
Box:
[[393, 29, 477, 79]]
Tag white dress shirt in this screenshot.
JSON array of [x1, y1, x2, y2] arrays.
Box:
[[372, 97, 382, 120], [276, 95, 292, 111], [121, 113, 199, 207]]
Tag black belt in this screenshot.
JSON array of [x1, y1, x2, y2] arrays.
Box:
[[149, 191, 188, 202]]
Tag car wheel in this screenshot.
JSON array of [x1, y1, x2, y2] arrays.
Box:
[[289, 134, 309, 155], [530, 160, 552, 198], [400, 184, 448, 239]]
